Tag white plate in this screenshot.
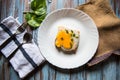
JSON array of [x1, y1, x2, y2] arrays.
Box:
[[38, 8, 99, 69]]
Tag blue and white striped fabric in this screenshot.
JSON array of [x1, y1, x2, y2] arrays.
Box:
[[0, 16, 45, 78]]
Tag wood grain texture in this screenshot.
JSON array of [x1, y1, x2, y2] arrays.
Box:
[[117, 2, 120, 79], [0, 0, 120, 80], [1, 0, 8, 80]]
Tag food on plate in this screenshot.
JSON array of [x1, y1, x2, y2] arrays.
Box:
[[55, 26, 80, 52]]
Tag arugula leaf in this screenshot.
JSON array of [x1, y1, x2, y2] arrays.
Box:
[[30, 0, 35, 10], [28, 19, 40, 28], [31, 0, 46, 11], [25, 12, 46, 28], [34, 7, 46, 16], [25, 13, 32, 21], [24, 0, 47, 29], [35, 14, 46, 22]]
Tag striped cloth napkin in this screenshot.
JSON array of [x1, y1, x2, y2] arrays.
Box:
[[0, 16, 45, 78]]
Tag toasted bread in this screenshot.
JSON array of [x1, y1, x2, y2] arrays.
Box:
[[55, 26, 80, 52]]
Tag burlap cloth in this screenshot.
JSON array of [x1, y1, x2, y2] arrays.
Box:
[[76, 0, 120, 66]]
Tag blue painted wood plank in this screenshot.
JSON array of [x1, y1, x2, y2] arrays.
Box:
[[56, 70, 70, 80], [14, 0, 24, 23], [63, 0, 73, 8], [79, 0, 86, 5], [0, 56, 4, 80], [116, 59, 120, 80], [10, 67, 20, 80], [86, 65, 102, 80], [41, 64, 49, 80], [61, 0, 78, 8], [50, 0, 57, 11], [70, 67, 86, 80], [0, 0, 6, 20], [46, 0, 52, 13], [57, 0, 64, 9], [0, 0, 6, 78], [33, 29, 39, 45], [73, 0, 79, 7], [102, 57, 117, 80], [114, 0, 120, 18], [0, 0, 2, 21], [29, 76, 35, 80], [48, 65, 56, 80], [118, 59, 120, 80], [34, 71, 40, 80], [6, 0, 15, 17], [4, 61, 10, 80]]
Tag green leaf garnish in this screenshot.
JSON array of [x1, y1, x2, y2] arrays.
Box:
[[31, 0, 46, 11], [71, 30, 73, 33], [73, 33, 75, 37], [28, 19, 40, 27], [25, 13, 33, 21], [70, 42, 73, 49], [35, 14, 46, 22], [24, 0, 46, 29], [65, 30, 69, 34], [34, 7, 46, 16], [75, 36, 79, 38]]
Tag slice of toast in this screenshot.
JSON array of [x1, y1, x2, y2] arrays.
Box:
[[55, 26, 80, 52]]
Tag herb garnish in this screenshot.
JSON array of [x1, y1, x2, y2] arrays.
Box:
[[71, 30, 73, 33], [73, 33, 75, 37], [65, 30, 69, 34], [70, 42, 73, 48], [24, 0, 47, 29], [75, 36, 79, 38]]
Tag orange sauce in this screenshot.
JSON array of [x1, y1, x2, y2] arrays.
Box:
[[55, 30, 73, 49]]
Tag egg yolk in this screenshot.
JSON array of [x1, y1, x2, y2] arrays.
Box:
[[55, 30, 73, 49]]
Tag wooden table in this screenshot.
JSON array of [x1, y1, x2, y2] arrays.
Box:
[[0, 0, 120, 80]]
